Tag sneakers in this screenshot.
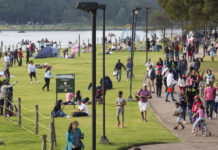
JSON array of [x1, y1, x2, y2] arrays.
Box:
[[182, 126, 185, 130], [30, 81, 33, 84], [36, 81, 39, 84], [66, 115, 70, 118], [183, 121, 186, 124], [117, 122, 120, 127], [174, 127, 178, 130], [143, 119, 148, 122], [209, 117, 212, 120], [121, 124, 124, 128]]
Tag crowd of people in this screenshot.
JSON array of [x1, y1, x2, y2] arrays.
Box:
[[1, 30, 218, 149]]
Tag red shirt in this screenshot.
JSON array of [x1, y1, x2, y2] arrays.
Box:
[[18, 50, 23, 58]]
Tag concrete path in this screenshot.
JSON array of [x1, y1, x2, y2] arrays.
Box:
[[130, 49, 218, 150]]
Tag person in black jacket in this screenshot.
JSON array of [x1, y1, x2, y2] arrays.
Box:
[[147, 65, 156, 93], [13, 49, 19, 65], [114, 59, 126, 82], [156, 71, 163, 97]]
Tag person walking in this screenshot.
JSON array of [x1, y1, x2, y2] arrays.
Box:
[[165, 69, 177, 102], [42, 66, 52, 91], [179, 56, 187, 76], [146, 65, 156, 93], [126, 57, 132, 81], [13, 49, 19, 65], [164, 45, 170, 59], [174, 42, 179, 58], [116, 91, 126, 128], [162, 65, 170, 92], [114, 59, 126, 82], [156, 71, 163, 97], [4, 53, 10, 69], [173, 102, 185, 130], [136, 84, 152, 122], [18, 48, 23, 66], [204, 81, 216, 119], [66, 121, 84, 150], [28, 60, 39, 84], [214, 83, 218, 118], [186, 86, 196, 123], [179, 89, 187, 123], [182, 44, 187, 60]]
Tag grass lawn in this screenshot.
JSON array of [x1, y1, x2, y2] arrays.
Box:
[[200, 55, 218, 82], [0, 48, 180, 150]]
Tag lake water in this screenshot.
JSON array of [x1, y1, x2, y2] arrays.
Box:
[[0, 29, 182, 51]]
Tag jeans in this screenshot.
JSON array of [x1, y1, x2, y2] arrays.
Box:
[[152, 45, 156, 52], [19, 58, 22, 66], [180, 69, 186, 76], [165, 85, 175, 101], [183, 53, 187, 60], [170, 51, 174, 58], [187, 103, 193, 123], [117, 107, 124, 124], [214, 102, 218, 114], [181, 105, 187, 121], [205, 100, 214, 118], [54, 110, 67, 117], [42, 78, 50, 91], [165, 53, 169, 59], [126, 68, 131, 80], [175, 51, 179, 58], [116, 70, 122, 82]]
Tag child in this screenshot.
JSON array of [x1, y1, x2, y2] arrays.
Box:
[[173, 102, 185, 130], [116, 91, 126, 128], [191, 95, 202, 122], [192, 104, 211, 136]]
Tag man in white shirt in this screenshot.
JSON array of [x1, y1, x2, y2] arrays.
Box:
[[28, 60, 39, 84], [72, 99, 89, 117], [162, 65, 169, 92], [145, 59, 154, 71], [165, 69, 177, 102], [4, 53, 10, 69]]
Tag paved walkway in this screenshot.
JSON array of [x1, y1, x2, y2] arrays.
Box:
[[130, 49, 218, 150]]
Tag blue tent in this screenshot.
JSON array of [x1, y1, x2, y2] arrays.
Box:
[[35, 46, 59, 59]]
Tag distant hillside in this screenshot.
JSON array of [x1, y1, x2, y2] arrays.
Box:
[[0, 0, 160, 26]]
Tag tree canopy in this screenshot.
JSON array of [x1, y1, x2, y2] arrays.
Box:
[[158, 0, 218, 28]]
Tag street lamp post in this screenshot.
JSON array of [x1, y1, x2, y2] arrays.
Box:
[[76, 2, 98, 150], [99, 4, 110, 144], [128, 7, 141, 101], [145, 7, 150, 62]]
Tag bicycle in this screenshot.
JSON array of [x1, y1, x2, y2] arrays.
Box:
[[194, 120, 211, 137]]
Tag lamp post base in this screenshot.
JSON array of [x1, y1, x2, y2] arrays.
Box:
[[128, 95, 134, 101], [100, 136, 110, 144]]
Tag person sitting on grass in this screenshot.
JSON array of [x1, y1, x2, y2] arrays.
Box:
[[53, 100, 70, 118], [173, 102, 185, 130], [192, 104, 211, 136], [72, 99, 89, 117], [66, 120, 84, 150], [116, 91, 126, 128], [63, 93, 75, 105]]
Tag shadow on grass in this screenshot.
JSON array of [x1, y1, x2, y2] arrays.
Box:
[[118, 142, 171, 150]]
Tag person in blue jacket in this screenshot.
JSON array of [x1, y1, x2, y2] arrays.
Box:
[[66, 121, 84, 150]]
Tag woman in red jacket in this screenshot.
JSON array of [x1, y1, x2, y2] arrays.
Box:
[[18, 48, 23, 66]]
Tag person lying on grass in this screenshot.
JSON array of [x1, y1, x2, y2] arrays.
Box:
[[72, 99, 89, 117]]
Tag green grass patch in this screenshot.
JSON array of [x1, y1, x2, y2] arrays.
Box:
[[0, 48, 180, 150]]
